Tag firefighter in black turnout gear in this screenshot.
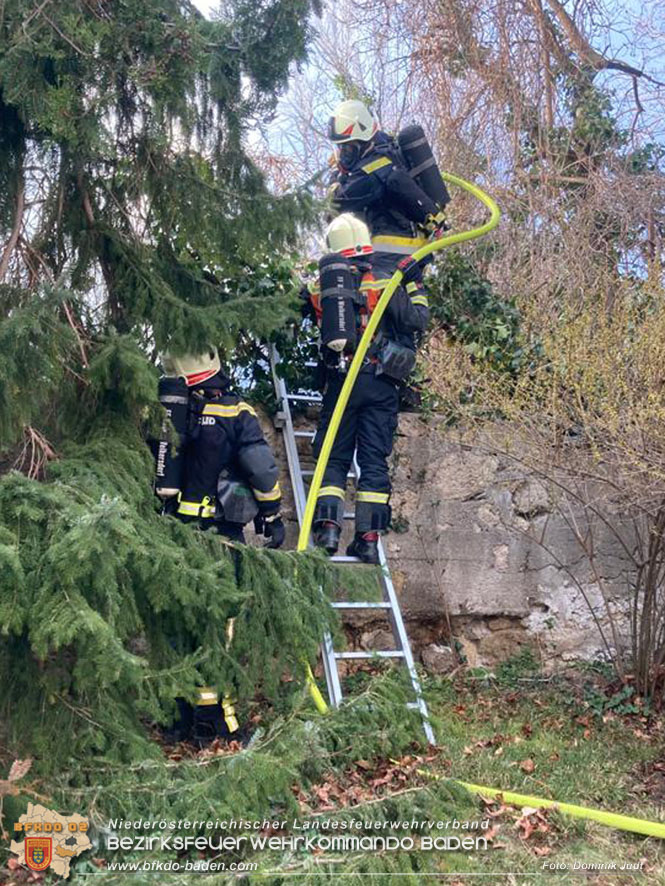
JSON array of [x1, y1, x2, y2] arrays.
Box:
[[153, 349, 285, 743], [155, 349, 285, 547], [302, 215, 429, 565], [326, 99, 450, 280]]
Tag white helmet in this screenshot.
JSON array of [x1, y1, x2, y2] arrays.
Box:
[[161, 347, 221, 387], [325, 214, 373, 259], [327, 100, 378, 144]]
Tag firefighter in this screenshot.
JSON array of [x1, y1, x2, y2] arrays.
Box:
[[154, 349, 285, 742], [157, 349, 285, 548], [302, 214, 429, 565], [326, 99, 449, 281]]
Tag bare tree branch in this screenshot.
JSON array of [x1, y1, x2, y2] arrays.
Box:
[[0, 178, 25, 283], [544, 0, 665, 86]]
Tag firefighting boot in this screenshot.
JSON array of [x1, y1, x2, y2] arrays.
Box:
[[192, 704, 228, 746], [163, 698, 194, 743], [346, 531, 380, 565], [192, 687, 236, 746], [313, 520, 341, 555]]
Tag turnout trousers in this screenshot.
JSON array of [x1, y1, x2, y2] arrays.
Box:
[[312, 366, 399, 532]]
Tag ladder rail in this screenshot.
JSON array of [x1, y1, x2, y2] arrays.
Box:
[[269, 358, 308, 526], [377, 538, 436, 744], [270, 346, 435, 743], [322, 631, 344, 707], [351, 452, 435, 745], [270, 350, 342, 707]]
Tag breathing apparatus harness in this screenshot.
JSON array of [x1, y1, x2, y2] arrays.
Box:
[[154, 367, 270, 530]]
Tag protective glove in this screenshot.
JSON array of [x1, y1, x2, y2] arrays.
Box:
[[254, 513, 285, 549], [326, 181, 341, 206], [264, 513, 285, 549], [420, 209, 448, 237], [397, 256, 424, 285]]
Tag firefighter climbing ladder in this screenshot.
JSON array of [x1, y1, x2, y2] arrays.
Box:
[[270, 348, 436, 744], [269, 173, 502, 745], [266, 174, 665, 841]]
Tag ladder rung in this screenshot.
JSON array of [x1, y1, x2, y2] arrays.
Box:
[[271, 346, 435, 745], [331, 602, 392, 610], [287, 393, 322, 403], [302, 470, 355, 478], [334, 651, 406, 660]]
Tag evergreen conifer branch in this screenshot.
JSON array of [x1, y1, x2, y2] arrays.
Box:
[[0, 0, 334, 781]]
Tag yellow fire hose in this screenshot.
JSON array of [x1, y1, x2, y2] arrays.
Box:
[[420, 771, 665, 840], [294, 172, 665, 840], [296, 172, 500, 557], [298, 173, 500, 714]]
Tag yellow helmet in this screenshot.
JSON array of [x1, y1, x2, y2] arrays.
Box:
[[327, 100, 378, 144], [161, 347, 221, 387], [325, 214, 373, 259]]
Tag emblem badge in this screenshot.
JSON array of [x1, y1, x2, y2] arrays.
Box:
[[25, 837, 52, 871]]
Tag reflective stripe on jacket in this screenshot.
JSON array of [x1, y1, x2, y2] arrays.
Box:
[[178, 394, 281, 518]]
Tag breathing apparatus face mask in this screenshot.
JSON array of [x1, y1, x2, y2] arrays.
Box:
[[336, 141, 362, 171]]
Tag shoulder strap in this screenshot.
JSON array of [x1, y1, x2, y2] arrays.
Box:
[[359, 273, 382, 315]]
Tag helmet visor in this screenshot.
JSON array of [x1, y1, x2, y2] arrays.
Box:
[[328, 115, 344, 142], [328, 115, 362, 144]]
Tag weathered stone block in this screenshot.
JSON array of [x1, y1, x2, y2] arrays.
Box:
[[513, 479, 550, 517], [478, 628, 532, 660], [422, 644, 456, 674]]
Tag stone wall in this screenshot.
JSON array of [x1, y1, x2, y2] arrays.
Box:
[[388, 415, 631, 671], [262, 407, 631, 674]]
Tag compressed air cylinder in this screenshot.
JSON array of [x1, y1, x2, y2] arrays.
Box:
[[397, 124, 450, 210], [318, 253, 358, 354], [154, 375, 189, 498]]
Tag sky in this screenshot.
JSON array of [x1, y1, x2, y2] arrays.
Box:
[[190, 0, 664, 156], [193, 0, 215, 15]]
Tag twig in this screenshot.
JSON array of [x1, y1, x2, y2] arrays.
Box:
[[630, 77, 644, 140], [561, 495, 626, 676], [506, 509, 616, 663], [21, 0, 53, 30], [544, 0, 665, 88], [63, 300, 90, 369], [308, 782, 431, 817], [41, 12, 90, 55], [0, 180, 25, 283], [13, 426, 58, 480], [16, 237, 90, 368]]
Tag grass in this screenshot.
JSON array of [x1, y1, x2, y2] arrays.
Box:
[[426, 675, 657, 810], [409, 663, 665, 883], [2, 660, 664, 886]]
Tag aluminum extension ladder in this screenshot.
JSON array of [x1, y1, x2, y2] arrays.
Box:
[[270, 348, 435, 745]]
